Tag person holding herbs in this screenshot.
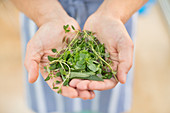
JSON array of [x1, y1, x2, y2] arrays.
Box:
[[11, 0, 148, 113]]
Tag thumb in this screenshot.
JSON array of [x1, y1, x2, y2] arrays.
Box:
[[117, 40, 134, 84], [24, 39, 43, 83], [27, 60, 39, 83]]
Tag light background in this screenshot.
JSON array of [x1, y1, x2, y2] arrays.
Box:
[[0, 1, 170, 113]]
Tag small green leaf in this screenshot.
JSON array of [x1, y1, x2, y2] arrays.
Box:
[[56, 72, 61, 77], [57, 89, 62, 94], [63, 24, 69, 30], [86, 75, 103, 81], [87, 62, 97, 72], [70, 72, 95, 79], [48, 56, 54, 61], [56, 80, 61, 84], [53, 86, 59, 89], [49, 64, 56, 70], [44, 66, 47, 70], [45, 75, 50, 81], [63, 51, 70, 60], [63, 25, 70, 33], [59, 68, 66, 75], [65, 30, 70, 33], [52, 49, 57, 53], [71, 25, 75, 30], [74, 63, 85, 70], [63, 79, 69, 86]]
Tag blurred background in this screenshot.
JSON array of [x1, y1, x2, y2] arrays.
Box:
[[0, 0, 170, 113]]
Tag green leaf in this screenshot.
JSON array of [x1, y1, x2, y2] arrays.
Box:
[[68, 58, 73, 64], [56, 80, 61, 84], [87, 62, 97, 72], [63, 51, 70, 60], [44, 66, 47, 70], [44, 75, 50, 81], [97, 68, 102, 74], [57, 89, 62, 94], [63, 79, 69, 86], [70, 72, 95, 79], [53, 86, 59, 89], [56, 72, 61, 77], [71, 25, 75, 30], [52, 49, 57, 53], [49, 64, 56, 70], [48, 56, 54, 61], [63, 24, 69, 30], [59, 68, 65, 75], [86, 75, 103, 81], [65, 30, 70, 33], [74, 63, 85, 70], [63, 24, 70, 33]]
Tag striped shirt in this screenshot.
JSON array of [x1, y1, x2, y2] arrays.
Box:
[[20, 0, 137, 113]]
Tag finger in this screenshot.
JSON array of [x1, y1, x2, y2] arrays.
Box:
[[25, 40, 42, 83], [77, 90, 93, 100], [59, 86, 78, 98], [44, 76, 78, 98], [76, 80, 90, 90], [52, 85, 78, 98], [117, 40, 134, 84], [28, 60, 39, 83], [69, 79, 82, 88], [103, 78, 118, 90], [88, 81, 105, 91], [89, 90, 95, 99], [88, 78, 117, 91]]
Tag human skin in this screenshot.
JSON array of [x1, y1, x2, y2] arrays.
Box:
[[11, 0, 148, 99], [70, 0, 148, 91]]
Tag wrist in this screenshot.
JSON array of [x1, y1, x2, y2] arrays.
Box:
[[97, 0, 148, 23], [96, 0, 128, 23], [31, 1, 69, 27]]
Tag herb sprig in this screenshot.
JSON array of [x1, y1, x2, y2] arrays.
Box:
[[44, 25, 118, 93]]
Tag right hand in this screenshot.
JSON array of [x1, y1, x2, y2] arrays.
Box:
[[24, 16, 95, 100]]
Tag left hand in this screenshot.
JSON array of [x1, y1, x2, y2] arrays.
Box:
[[70, 8, 134, 91]]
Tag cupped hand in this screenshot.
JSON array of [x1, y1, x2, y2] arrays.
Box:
[[72, 11, 134, 91], [24, 17, 95, 100]]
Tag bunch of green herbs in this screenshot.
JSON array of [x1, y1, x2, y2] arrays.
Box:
[[44, 25, 118, 93]]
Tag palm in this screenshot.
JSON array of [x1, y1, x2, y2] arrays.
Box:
[[25, 18, 97, 99], [38, 21, 78, 94], [73, 14, 134, 91]]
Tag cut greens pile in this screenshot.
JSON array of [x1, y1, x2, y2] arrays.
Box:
[[44, 25, 118, 93]]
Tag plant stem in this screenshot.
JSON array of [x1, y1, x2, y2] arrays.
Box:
[[84, 30, 103, 66], [58, 31, 79, 60], [90, 44, 118, 82]]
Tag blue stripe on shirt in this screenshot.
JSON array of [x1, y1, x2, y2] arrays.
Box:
[[99, 89, 112, 113], [40, 74, 58, 112]]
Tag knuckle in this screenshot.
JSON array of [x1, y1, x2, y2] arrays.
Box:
[[70, 93, 78, 99]]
